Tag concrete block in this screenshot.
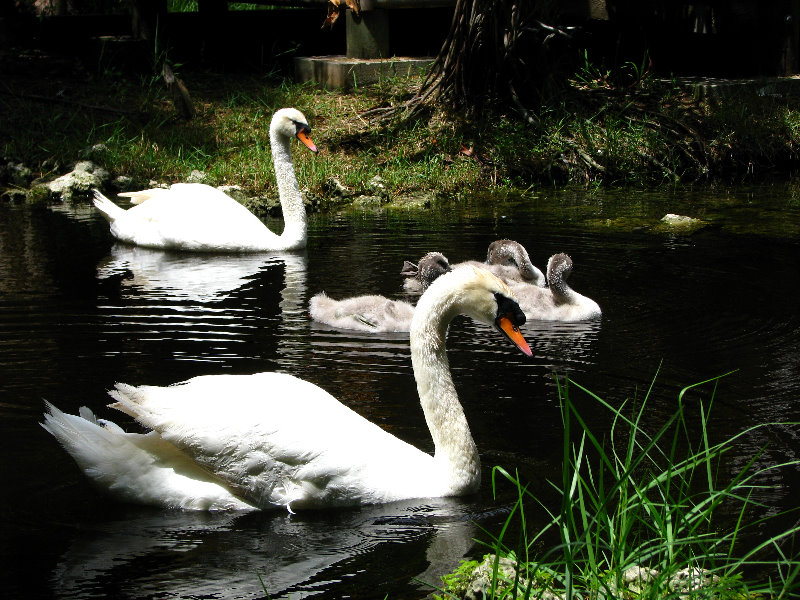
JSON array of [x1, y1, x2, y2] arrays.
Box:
[[294, 55, 433, 91]]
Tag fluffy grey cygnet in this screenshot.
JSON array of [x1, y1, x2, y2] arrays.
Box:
[[404, 240, 544, 294], [509, 253, 601, 321], [311, 252, 451, 332]]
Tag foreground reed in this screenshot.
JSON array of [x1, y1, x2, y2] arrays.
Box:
[[434, 371, 800, 599]]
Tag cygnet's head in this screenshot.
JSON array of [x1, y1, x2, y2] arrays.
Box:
[[271, 108, 318, 153], [401, 251, 452, 291], [487, 239, 545, 286]]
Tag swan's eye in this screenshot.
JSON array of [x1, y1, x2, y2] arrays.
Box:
[[493, 293, 526, 327], [294, 121, 311, 135]]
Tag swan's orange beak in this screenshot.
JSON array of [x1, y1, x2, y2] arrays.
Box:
[[297, 129, 318, 154], [497, 315, 532, 357]]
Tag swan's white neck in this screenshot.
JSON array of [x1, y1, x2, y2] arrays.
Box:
[[410, 288, 480, 495], [269, 127, 307, 249]]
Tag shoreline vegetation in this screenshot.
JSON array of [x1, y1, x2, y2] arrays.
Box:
[[4, 56, 800, 211], [432, 372, 800, 600]]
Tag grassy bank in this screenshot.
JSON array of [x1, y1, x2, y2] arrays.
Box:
[[4, 55, 800, 209], [432, 372, 800, 600]]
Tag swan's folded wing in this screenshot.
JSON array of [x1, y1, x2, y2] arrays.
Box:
[[107, 372, 425, 508], [117, 184, 275, 250]]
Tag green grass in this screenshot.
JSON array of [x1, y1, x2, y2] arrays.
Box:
[[6, 61, 800, 206], [168, 1, 266, 12], [433, 370, 800, 599]]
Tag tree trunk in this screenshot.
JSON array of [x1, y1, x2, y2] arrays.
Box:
[[378, 0, 572, 118]]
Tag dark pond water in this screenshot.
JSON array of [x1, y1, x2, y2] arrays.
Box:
[[2, 185, 800, 599]]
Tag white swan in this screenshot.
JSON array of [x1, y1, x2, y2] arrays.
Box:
[[510, 253, 601, 321], [311, 252, 451, 332], [41, 267, 531, 512], [92, 108, 318, 252], [403, 240, 545, 293]]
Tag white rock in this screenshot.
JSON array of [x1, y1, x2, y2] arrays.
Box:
[[661, 213, 700, 225]]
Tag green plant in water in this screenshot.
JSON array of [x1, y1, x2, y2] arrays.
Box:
[[434, 370, 800, 599]]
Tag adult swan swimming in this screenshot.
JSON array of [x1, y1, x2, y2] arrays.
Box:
[[92, 108, 318, 252], [42, 267, 531, 511]]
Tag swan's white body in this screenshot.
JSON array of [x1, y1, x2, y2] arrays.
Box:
[[92, 108, 317, 252], [404, 240, 544, 293], [310, 252, 451, 332], [510, 253, 601, 321], [42, 267, 530, 511]]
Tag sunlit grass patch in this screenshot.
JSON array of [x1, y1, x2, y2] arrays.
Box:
[[6, 65, 800, 203]]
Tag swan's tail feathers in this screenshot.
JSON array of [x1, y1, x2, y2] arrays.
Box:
[[42, 402, 100, 445], [92, 190, 126, 222], [107, 382, 149, 421], [42, 402, 256, 511], [40, 402, 126, 482], [78, 405, 98, 424]]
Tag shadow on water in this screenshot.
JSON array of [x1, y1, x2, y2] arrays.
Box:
[[44, 499, 495, 600], [2, 184, 800, 598]]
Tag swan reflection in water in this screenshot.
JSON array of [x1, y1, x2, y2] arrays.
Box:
[[96, 244, 306, 306], [522, 318, 601, 369], [444, 315, 601, 377], [94, 245, 308, 367], [50, 499, 479, 600]]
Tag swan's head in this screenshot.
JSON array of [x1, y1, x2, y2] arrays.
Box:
[[400, 252, 452, 291], [271, 108, 318, 154], [418, 266, 532, 356]]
